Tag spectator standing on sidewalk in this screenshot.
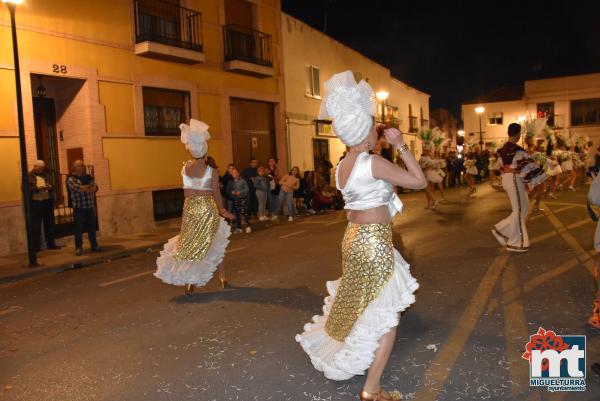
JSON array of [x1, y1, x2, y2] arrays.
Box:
[[278, 167, 301, 222], [221, 163, 235, 212], [226, 168, 251, 233], [254, 166, 270, 221], [28, 160, 60, 251], [66, 160, 102, 256], [265, 158, 281, 220]]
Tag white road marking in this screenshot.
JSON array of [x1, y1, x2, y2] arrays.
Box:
[[99, 270, 154, 287], [278, 230, 307, 239], [226, 246, 247, 253], [0, 305, 24, 316], [324, 220, 345, 226]]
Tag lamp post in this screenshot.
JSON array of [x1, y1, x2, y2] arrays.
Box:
[[3, 0, 37, 267], [475, 106, 485, 147], [376, 90, 389, 126]]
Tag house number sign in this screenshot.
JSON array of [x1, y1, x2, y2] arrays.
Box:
[[52, 64, 68, 74]]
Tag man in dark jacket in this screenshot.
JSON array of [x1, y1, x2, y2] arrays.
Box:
[[29, 160, 60, 251]]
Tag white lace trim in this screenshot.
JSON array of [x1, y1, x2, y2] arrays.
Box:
[[154, 218, 231, 286], [295, 249, 419, 381]]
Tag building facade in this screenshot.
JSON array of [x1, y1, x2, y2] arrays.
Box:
[[462, 73, 600, 147], [281, 14, 430, 174], [0, 0, 285, 255]]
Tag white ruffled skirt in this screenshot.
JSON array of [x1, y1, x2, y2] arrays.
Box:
[[295, 223, 418, 381], [155, 196, 231, 287], [561, 160, 573, 171], [425, 169, 443, 184], [466, 166, 479, 175]]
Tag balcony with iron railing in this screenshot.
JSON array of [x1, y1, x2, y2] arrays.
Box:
[[134, 0, 205, 64], [223, 24, 274, 78]]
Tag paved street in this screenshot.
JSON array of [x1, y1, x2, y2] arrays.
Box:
[[1, 184, 599, 401]]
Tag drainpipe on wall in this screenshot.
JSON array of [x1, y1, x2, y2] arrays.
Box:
[[285, 115, 291, 172]]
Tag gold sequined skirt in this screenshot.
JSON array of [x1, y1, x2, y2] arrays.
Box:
[[325, 223, 395, 341], [154, 196, 231, 286], [176, 196, 220, 261], [296, 222, 419, 381]]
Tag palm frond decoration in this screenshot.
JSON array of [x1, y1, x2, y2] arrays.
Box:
[[418, 128, 433, 143], [521, 117, 547, 140], [432, 129, 447, 149]]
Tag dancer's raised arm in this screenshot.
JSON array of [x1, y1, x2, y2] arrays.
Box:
[[372, 128, 427, 190]]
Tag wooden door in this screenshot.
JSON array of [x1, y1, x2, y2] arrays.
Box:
[[33, 97, 62, 203]]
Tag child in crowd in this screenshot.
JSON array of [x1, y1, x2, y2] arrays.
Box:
[[226, 168, 251, 234], [278, 167, 301, 221]]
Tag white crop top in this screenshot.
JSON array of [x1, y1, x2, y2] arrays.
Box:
[[182, 164, 213, 191], [336, 152, 403, 217]]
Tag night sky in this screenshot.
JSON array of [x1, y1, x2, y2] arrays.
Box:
[[282, 0, 600, 120]]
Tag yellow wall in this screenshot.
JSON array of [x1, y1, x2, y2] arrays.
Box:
[[0, 0, 284, 202], [0, 69, 16, 131], [0, 138, 22, 202], [102, 138, 190, 190], [98, 81, 135, 134]]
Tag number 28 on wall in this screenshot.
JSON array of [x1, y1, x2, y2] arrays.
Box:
[[52, 64, 67, 74]]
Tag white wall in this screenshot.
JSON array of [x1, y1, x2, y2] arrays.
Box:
[[462, 73, 600, 149], [282, 13, 430, 171]]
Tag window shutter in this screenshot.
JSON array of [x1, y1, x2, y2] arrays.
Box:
[[305, 65, 312, 96], [312, 67, 320, 97]]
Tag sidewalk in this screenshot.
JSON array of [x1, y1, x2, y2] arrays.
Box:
[[0, 219, 182, 285]]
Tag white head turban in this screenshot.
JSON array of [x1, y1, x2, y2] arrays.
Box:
[[180, 119, 210, 158], [319, 70, 376, 147]]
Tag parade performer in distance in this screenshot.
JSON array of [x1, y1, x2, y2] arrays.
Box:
[[492, 123, 546, 252], [295, 71, 426, 401], [419, 141, 441, 210], [154, 119, 234, 294]]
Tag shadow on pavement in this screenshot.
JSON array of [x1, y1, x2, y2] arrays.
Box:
[[170, 285, 323, 313]]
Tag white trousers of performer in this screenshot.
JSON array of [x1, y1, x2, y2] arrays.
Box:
[[494, 172, 529, 250]]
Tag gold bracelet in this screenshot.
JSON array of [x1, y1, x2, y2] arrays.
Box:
[[397, 143, 409, 155]]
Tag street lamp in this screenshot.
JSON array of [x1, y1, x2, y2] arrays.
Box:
[[475, 106, 485, 147], [3, 0, 38, 267], [376, 90, 389, 125]]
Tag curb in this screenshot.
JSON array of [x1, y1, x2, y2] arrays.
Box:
[[0, 241, 165, 286]]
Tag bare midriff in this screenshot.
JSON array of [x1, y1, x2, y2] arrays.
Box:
[[184, 189, 213, 198], [346, 205, 392, 224]]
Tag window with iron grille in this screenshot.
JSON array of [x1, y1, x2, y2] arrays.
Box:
[[537, 102, 555, 127], [152, 188, 185, 221], [488, 112, 503, 125], [571, 98, 600, 126], [143, 87, 190, 136], [305, 65, 321, 98]]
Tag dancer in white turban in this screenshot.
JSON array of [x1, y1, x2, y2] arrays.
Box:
[[154, 119, 234, 294], [295, 71, 427, 401]]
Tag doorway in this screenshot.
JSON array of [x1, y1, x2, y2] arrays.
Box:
[[230, 98, 276, 168], [33, 97, 63, 204]]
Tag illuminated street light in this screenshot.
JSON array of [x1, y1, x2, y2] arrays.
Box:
[[376, 90, 389, 101], [2, 0, 37, 266]]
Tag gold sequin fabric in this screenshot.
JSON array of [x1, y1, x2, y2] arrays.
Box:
[[175, 196, 220, 261], [325, 223, 394, 342]]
